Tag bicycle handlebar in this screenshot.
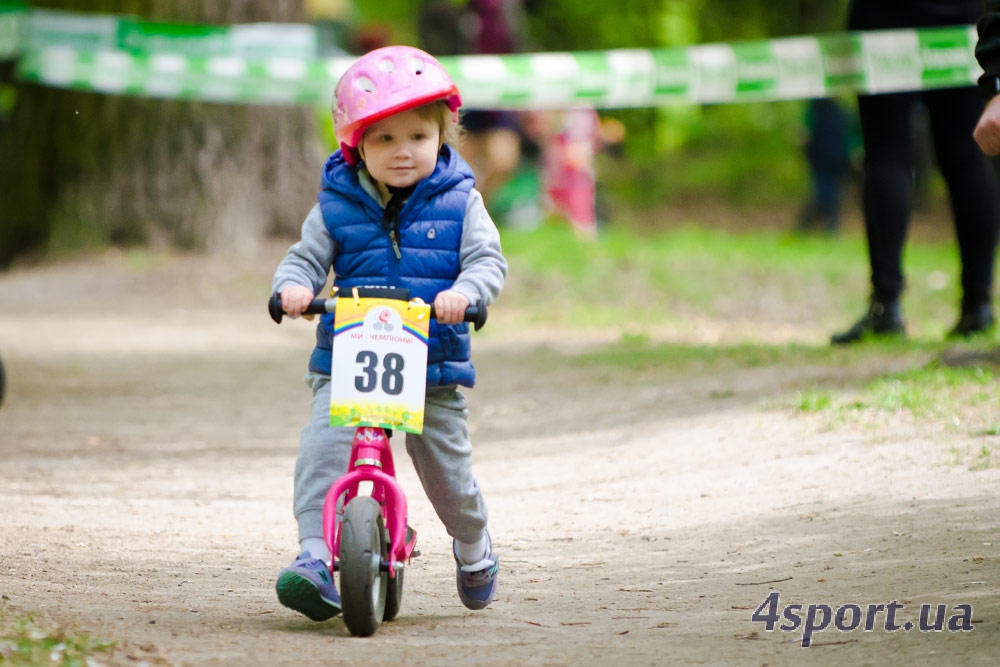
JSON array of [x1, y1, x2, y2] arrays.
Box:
[[268, 292, 488, 331]]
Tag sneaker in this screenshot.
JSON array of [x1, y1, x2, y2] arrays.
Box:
[[831, 299, 904, 345], [275, 551, 341, 621], [454, 537, 499, 610], [948, 302, 995, 338]]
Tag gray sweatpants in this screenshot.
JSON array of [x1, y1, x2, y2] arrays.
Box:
[[293, 373, 489, 546]]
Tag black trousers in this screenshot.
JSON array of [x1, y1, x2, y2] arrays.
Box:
[[848, 0, 1000, 307], [856, 87, 1000, 305]]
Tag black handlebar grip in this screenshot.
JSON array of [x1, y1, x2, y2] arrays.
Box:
[[269, 293, 329, 323], [268, 292, 284, 324], [303, 299, 328, 316], [468, 302, 488, 331], [428, 302, 487, 331]]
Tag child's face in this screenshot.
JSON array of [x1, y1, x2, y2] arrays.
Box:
[[361, 108, 441, 189]]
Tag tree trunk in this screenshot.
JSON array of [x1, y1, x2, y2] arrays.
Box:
[[0, 0, 325, 267]]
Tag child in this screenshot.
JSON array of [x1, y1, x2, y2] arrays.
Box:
[[271, 45, 507, 621]]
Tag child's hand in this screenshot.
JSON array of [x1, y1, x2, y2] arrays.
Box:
[[433, 290, 471, 325], [280, 284, 316, 320]]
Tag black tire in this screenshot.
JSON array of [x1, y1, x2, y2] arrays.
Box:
[[339, 497, 387, 636], [384, 523, 414, 621], [383, 566, 404, 622]]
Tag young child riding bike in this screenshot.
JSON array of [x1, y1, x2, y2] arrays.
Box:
[[271, 45, 508, 621]]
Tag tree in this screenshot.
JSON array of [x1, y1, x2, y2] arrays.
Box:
[[0, 0, 324, 268]]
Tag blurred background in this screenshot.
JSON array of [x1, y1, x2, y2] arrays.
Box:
[[0, 0, 888, 270]]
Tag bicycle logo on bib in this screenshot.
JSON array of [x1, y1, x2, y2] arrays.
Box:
[[373, 309, 395, 332]]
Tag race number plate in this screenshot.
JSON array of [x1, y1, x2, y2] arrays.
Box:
[[328, 297, 430, 434]]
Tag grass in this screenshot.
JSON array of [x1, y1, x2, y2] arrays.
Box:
[[498, 219, 963, 334], [791, 362, 1000, 436], [497, 220, 1000, 451], [949, 443, 997, 471], [0, 599, 115, 667]]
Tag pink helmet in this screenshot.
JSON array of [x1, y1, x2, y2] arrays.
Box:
[[333, 45, 462, 165]]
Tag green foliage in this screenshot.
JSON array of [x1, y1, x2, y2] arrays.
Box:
[[604, 100, 810, 202], [0, 83, 15, 116], [356, 0, 848, 54], [522, 0, 674, 51], [699, 0, 849, 42], [0, 603, 115, 666]]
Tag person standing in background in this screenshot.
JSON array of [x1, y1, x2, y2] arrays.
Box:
[[797, 97, 854, 234], [832, 0, 1000, 344], [540, 107, 601, 237]]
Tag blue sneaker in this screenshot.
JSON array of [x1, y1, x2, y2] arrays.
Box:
[[454, 538, 499, 610], [275, 551, 341, 621]]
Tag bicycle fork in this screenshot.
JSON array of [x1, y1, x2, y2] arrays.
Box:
[[322, 427, 415, 577]]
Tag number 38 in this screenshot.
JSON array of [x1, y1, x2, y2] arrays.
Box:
[[354, 351, 405, 395]]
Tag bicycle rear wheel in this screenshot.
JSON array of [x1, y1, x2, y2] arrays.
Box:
[[339, 497, 387, 636]]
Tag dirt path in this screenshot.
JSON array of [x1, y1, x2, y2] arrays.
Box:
[[1, 248, 998, 666]]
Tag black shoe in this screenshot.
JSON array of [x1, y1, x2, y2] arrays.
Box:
[[831, 299, 905, 345], [947, 302, 995, 339]]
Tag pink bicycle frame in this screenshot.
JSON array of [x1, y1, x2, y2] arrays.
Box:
[[321, 426, 416, 577]]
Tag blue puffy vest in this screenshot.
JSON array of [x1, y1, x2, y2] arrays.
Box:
[[309, 144, 477, 388]]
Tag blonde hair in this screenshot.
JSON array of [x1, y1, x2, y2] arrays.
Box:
[[414, 100, 461, 149]]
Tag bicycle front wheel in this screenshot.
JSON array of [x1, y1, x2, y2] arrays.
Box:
[[339, 496, 387, 636], [383, 566, 404, 622]]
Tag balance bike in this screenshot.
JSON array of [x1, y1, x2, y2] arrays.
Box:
[[269, 287, 486, 636]]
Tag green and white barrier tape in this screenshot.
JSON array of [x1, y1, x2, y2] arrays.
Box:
[[0, 4, 985, 109], [0, 1, 26, 60]]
